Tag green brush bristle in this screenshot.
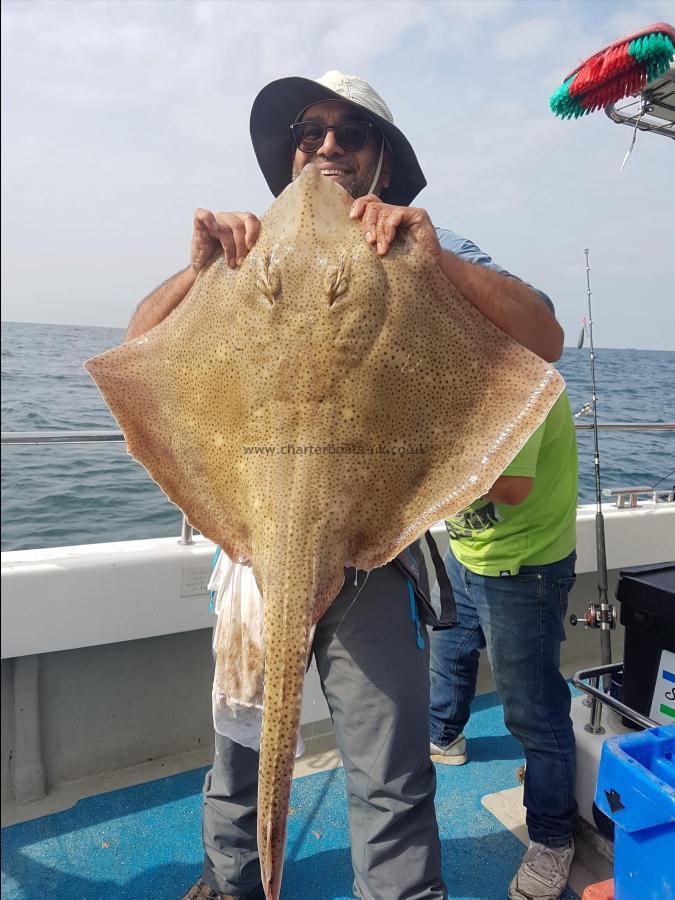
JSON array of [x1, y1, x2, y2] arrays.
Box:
[[645, 55, 671, 81], [550, 75, 584, 119], [629, 32, 674, 64], [630, 32, 674, 83]]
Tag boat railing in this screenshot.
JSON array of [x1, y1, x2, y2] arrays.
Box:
[[0, 430, 197, 545], [2, 423, 674, 545], [572, 661, 659, 732], [605, 485, 675, 507]]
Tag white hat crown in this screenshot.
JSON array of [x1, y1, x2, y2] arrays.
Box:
[[316, 70, 394, 124]]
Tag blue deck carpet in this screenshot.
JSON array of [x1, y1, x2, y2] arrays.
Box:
[[2, 691, 579, 899]]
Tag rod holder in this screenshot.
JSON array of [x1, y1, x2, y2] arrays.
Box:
[[178, 516, 194, 545]]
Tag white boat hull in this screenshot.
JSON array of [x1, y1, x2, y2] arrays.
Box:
[[2, 500, 673, 812]]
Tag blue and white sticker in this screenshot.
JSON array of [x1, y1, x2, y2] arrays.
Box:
[[649, 648, 675, 725]]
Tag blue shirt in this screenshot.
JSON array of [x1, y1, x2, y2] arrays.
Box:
[[435, 227, 555, 313]]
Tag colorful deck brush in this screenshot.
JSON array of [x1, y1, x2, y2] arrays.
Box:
[[550, 22, 675, 119]]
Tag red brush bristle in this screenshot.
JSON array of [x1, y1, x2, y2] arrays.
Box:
[[579, 64, 648, 112], [600, 43, 633, 79], [569, 56, 605, 95], [569, 42, 634, 96]]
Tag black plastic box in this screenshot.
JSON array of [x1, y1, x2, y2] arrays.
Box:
[[615, 562, 675, 718]]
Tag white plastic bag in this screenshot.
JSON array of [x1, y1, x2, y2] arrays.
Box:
[[209, 553, 266, 750], [208, 551, 311, 757]]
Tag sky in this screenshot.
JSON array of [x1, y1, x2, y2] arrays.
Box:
[[1, 0, 674, 349]]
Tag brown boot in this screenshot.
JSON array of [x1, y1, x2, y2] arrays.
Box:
[[181, 878, 265, 900]]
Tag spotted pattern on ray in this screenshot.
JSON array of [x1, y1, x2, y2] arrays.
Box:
[[84, 164, 563, 899]]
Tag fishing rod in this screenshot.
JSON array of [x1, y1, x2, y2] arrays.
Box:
[[572, 249, 616, 675]]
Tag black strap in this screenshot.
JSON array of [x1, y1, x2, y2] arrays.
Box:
[[424, 530, 457, 628]]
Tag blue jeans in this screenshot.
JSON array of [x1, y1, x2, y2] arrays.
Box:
[[429, 547, 578, 846]]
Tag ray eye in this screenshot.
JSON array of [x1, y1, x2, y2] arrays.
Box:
[[256, 256, 280, 307], [325, 251, 350, 307]]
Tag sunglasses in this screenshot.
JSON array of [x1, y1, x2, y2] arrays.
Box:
[[290, 119, 375, 153]]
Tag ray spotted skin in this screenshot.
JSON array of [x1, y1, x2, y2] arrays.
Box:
[[85, 166, 564, 899]]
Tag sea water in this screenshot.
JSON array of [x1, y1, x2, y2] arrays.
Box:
[[1, 321, 673, 551]]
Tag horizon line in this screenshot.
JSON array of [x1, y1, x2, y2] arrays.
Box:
[[1, 320, 671, 353]]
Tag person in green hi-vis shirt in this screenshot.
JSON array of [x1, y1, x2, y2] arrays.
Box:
[[429, 391, 579, 900]]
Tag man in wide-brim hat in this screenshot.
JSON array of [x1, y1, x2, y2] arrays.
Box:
[[127, 71, 563, 900]]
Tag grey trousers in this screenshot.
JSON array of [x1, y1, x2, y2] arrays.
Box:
[[201, 562, 447, 899]]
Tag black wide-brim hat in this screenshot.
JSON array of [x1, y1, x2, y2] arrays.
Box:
[[250, 73, 427, 207]]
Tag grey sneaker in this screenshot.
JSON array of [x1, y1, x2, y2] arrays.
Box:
[[508, 839, 575, 899], [429, 733, 467, 765]]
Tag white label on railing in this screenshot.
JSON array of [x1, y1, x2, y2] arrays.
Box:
[[181, 566, 211, 598]]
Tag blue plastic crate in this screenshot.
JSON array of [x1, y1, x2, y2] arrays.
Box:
[[595, 725, 675, 899]]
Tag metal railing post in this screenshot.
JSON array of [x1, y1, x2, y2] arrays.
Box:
[[585, 676, 605, 734], [178, 516, 194, 546]]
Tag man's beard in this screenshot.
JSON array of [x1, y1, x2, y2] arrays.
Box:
[[291, 160, 377, 200]]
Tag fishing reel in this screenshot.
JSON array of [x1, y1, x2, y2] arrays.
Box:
[[569, 602, 617, 630]]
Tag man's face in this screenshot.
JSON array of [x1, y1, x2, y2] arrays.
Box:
[[291, 100, 391, 199]]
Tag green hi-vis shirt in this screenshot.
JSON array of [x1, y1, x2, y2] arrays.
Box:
[[446, 392, 578, 577]]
